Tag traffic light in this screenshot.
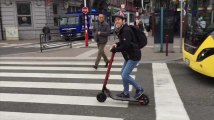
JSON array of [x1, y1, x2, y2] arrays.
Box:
[[134, 0, 142, 8]]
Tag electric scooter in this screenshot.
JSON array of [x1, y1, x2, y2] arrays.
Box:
[[96, 52, 149, 105]]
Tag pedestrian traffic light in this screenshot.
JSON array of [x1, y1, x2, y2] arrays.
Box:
[[134, 0, 142, 8]]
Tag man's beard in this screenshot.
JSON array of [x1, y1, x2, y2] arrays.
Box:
[[115, 24, 122, 28]]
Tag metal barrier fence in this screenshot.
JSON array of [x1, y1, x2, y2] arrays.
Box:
[[39, 33, 72, 52]]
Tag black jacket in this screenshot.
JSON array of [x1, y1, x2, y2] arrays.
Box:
[[114, 24, 141, 61]]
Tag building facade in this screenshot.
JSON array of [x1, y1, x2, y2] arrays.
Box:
[[0, 0, 83, 40], [0, 0, 138, 40]]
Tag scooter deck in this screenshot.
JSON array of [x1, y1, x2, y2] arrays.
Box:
[[108, 93, 138, 102]]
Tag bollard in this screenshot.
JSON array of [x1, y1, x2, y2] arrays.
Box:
[[165, 34, 169, 56]]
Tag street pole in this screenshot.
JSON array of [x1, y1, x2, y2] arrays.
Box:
[[84, 0, 88, 47], [160, 7, 164, 52], [0, 3, 4, 40], [180, 0, 183, 53], [136, 7, 140, 27], [44, 0, 51, 26]]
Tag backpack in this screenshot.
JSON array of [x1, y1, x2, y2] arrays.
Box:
[[129, 25, 147, 49]]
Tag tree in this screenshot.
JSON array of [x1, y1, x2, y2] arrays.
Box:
[[92, 0, 108, 12], [134, 0, 142, 8]]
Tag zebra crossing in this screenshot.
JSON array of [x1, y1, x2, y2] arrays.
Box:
[[0, 57, 192, 120], [0, 40, 97, 49], [0, 57, 132, 120]]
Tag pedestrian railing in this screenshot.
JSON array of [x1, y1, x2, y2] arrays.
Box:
[[39, 33, 72, 52]]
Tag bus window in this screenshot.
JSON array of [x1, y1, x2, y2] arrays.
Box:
[[184, 0, 214, 54]]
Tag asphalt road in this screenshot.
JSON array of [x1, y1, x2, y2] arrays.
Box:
[[0, 40, 213, 120], [0, 57, 213, 120]]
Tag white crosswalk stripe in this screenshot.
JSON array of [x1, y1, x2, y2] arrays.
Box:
[[0, 72, 131, 79], [0, 81, 128, 91], [0, 93, 128, 108], [0, 61, 123, 66], [152, 63, 190, 120], [0, 57, 129, 119], [0, 111, 123, 120], [0, 66, 136, 72]]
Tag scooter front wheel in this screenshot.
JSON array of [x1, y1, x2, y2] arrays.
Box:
[[96, 92, 107, 102]]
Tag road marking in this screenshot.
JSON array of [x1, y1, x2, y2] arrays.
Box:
[[14, 44, 39, 48], [0, 57, 124, 60], [71, 41, 97, 48], [0, 66, 136, 72], [0, 111, 124, 120], [152, 63, 190, 120], [75, 49, 98, 58], [0, 81, 132, 91], [0, 61, 123, 66], [72, 41, 93, 45], [0, 93, 128, 108], [0, 43, 8, 45], [1, 43, 37, 47], [146, 45, 180, 48], [0, 72, 135, 80]]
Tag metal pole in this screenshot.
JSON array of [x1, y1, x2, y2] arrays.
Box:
[[0, 3, 4, 40], [180, 0, 183, 53], [136, 7, 139, 27], [165, 34, 168, 56], [84, 0, 88, 46], [160, 7, 163, 52]]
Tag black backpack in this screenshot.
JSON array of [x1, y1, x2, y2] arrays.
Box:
[[129, 25, 147, 49]]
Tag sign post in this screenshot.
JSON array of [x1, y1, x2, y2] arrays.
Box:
[[82, 0, 89, 47]]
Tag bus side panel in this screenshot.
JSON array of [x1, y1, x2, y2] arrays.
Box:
[[183, 36, 214, 77]]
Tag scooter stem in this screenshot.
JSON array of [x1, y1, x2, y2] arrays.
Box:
[[102, 52, 115, 91]]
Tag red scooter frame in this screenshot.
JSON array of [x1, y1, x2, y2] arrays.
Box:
[[96, 52, 149, 105]]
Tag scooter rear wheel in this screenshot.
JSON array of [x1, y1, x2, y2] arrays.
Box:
[[139, 94, 149, 105], [97, 92, 107, 102]]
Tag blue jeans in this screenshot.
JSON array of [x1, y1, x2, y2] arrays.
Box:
[[121, 60, 143, 95]]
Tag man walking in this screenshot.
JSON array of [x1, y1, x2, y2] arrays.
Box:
[[93, 13, 110, 69]]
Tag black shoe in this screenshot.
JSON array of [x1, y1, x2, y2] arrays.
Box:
[[134, 89, 144, 99], [92, 65, 98, 70], [105, 61, 109, 67], [116, 92, 130, 98]]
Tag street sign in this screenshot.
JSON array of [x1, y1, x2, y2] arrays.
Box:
[[82, 7, 89, 14]]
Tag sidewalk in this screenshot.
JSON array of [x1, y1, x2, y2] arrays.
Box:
[[0, 33, 183, 63]]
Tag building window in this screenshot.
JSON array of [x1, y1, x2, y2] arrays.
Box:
[[53, 3, 58, 14], [54, 17, 58, 26], [17, 2, 32, 27]]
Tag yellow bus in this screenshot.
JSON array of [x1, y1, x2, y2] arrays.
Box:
[[183, 0, 214, 77]]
